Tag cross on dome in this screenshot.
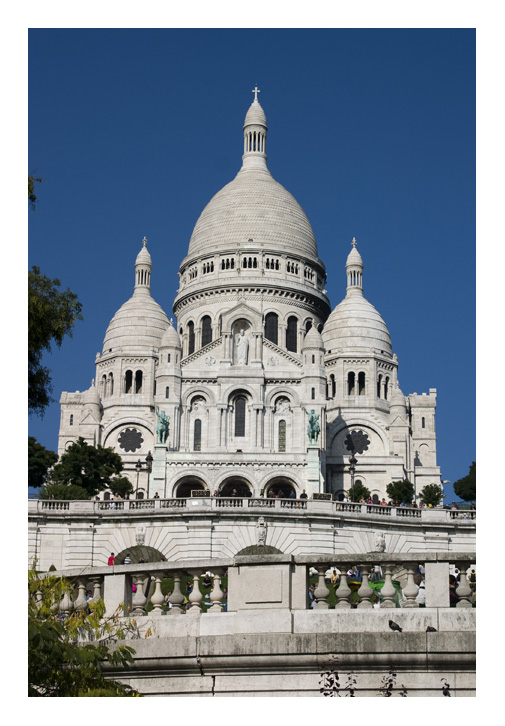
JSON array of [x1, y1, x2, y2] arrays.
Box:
[[352, 237, 357, 248], [142, 236, 148, 247], [252, 85, 260, 101]]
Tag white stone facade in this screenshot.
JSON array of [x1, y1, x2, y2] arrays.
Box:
[[58, 93, 441, 502]]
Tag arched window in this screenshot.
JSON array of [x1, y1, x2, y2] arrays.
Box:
[[167, 353, 171, 363], [330, 374, 336, 398], [377, 374, 382, 399], [264, 312, 278, 345], [422, 417, 426, 429], [278, 420, 286, 452], [348, 372, 355, 395], [101, 374, 107, 397], [305, 319, 312, 333], [201, 316, 212, 347], [384, 376, 389, 401], [188, 321, 195, 355], [69, 414, 73, 426], [135, 370, 143, 394], [286, 316, 298, 352], [125, 370, 133, 394], [194, 419, 202, 451], [234, 396, 246, 437], [311, 388, 316, 400], [358, 372, 365, 395], [165, 386, 169, 399], [108, 372, 114, 396]]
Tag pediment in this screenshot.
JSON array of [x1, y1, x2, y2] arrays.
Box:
[[79, 409, 100, 426], [221, 301, 263, 333]]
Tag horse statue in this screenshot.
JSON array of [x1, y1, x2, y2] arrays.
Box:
[[155, 407, 170, 444], [304, 408, 320, 444]]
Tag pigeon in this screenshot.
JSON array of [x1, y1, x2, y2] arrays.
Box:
[[388, 620, 402, 632], [426, 626, 437, 632]]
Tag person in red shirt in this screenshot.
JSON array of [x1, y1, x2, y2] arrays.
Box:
[[108, 553, 115, 566]]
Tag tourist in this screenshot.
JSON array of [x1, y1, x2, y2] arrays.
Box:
[[415, 581, 426, 607], [123, 554, 132, 565], [380, 498, 387, 506], [308, 583, 316, 607], [372, 595, 381, 609], [449, 580, 460, 606], [185, 580, 193, 595], [153, 492, 159, 499], [300, 489, 308, 499], [451, 502, 458, 511], [202, 572, 213, 589], [164, 591, 173, 609], [330, 568, 339, 586], [222, 587, 228, 611], [108, 552, 115, 566]]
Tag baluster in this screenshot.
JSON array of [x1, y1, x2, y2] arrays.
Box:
[[402, 567, 419, 608], [208, 570, 224, 612], [168, 572, 185, 614], [313, 566, 330, 609], [356, 566, 374, 608], [150, 575, 165, 614], [187, 571, 203, 614], [59, 588, 74, 618], [380, 565, 397, 608], [34, 584, 43, 609], [131, 573, 148, 616], [74, 578, 88, 611], [91, 576, 102, 602], [335, 566, 352, 609], [456, 564, 473, 608]]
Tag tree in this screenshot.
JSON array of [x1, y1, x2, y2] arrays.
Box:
[[39, 483, 91, 500], [419, 483, 445, 508], [29, 266, 83, 416], [109, 476, 134, 499], [28, 566, 140, 696], [50, 437, 125, 497], [348, 481, 371, 503], [28, 436, 58, 488], [28, 174, 43, 209], [453, 462, 476, 502], [386, 479, 415, 506]]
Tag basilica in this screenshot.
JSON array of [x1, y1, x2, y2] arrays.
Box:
[[58, 90, 440, 502]]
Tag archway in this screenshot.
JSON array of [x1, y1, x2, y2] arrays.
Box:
[[174, 476, 208, 498], [265, 477, 297, 499], [114, 546, 167, 565], [219, 477, 252, 497]]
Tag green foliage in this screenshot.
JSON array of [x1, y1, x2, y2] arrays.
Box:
[[348, 481, 371, 503], [39, 482, 91, 500], [28, 436, 58, 488], [453, 462, 476, 502], [386, 479, 415, 506], [51, 437, 124, 497], [28, 566, 140, 697], [419, 483, 445, 507], [109, 476, 134, 498], [29, 266, 83, 416], [28, 175, 43, 209]]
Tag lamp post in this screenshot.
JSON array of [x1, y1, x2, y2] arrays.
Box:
[[348, 453, 357, 493], [145, 451, 153, 499], [135, 453, 154, 499]]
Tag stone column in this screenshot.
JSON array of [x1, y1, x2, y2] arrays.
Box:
[[313, 566, 330, 609], [402, 566, 420, 608], [357, 566, 374, 608], [167, 572, 185, 614], [150, 575, 165, 615], [380, 565, 397, 609], [456, 564, 473, 608]]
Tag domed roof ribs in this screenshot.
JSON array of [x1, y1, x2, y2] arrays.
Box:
[[242, 86, 268, 171]]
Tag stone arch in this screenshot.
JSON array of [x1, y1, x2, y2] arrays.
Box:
[[264, 475, 298, 499], [328, 421, 388, 457], [181, 386, 215, 408], [216, 474, 253, 498], [265, 386, 299, 408], [172, 475, 209, 498], [114, 545, 167, 565]]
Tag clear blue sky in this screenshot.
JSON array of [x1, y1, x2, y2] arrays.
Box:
[[28, 28, 475, 501]]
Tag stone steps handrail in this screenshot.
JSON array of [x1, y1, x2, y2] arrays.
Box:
[[29, 497, 476, 522]]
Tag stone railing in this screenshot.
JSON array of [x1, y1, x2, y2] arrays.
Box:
[[36, 551, 476, 624], [29, 497, 475, 523]]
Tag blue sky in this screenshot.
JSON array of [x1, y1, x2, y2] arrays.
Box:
[[28, 28, 475, 501]]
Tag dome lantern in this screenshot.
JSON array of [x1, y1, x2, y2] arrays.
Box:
[[134, 236, 152, 294], [242, 85, 268, 170], [346, 237, 364, 294]]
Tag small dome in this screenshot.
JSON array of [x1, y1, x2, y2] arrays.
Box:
[[390, 382, 407, 409], [346, 243, 363, 268], [244, 99, 267, 128], [160, 322, 181, 349], [302, 323, 324, 349], [103, 293, 169, 353], [322, 294, 392, 356], [135, 241, 152, 267]]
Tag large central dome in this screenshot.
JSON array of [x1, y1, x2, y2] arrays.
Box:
[[187, 166, 319, 260], [185, 92, 320, 264]]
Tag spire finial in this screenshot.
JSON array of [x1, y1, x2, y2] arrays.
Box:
[[142, 236, 147, 247], [352, 237, 357, 248], [252, 85, 260, 102]]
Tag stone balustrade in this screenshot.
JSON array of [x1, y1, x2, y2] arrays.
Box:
[[28, 496, 475, 522], [37, 551, 476, 624]]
